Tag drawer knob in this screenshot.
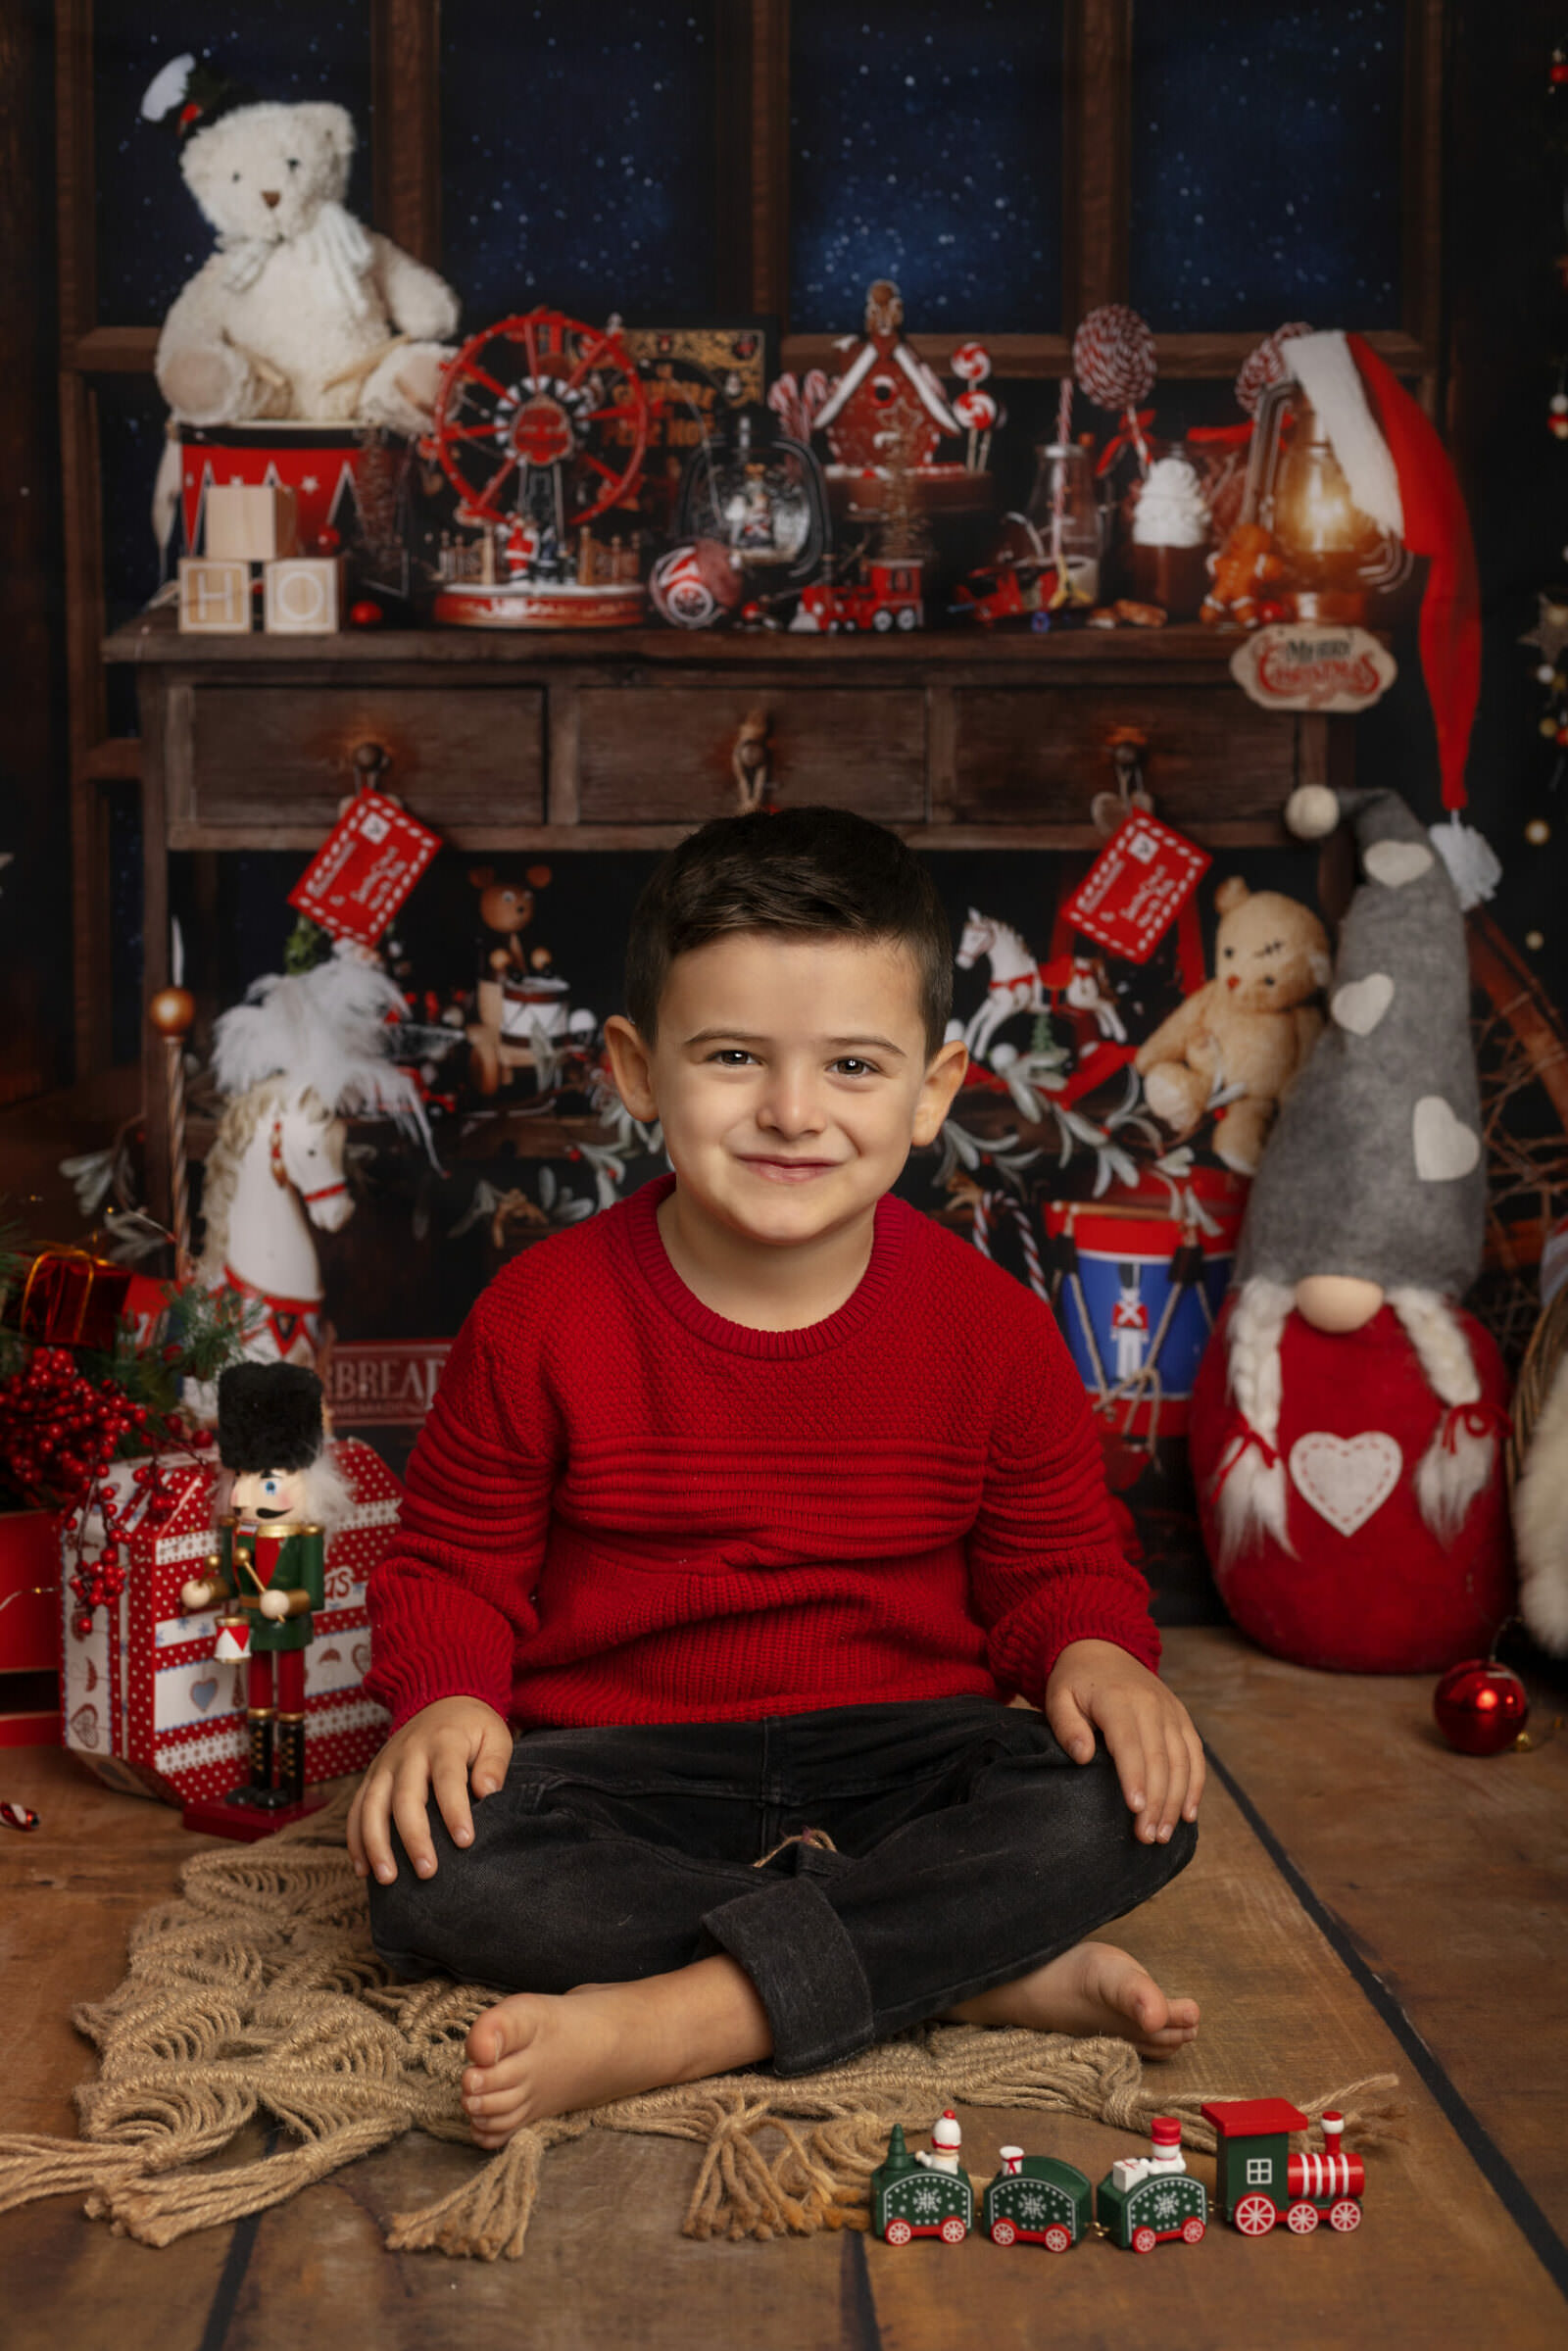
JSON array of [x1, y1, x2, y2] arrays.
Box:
[[731, 709, 771, 814], [1092, 724, 1154, 836], [353, 740, 391, 780]]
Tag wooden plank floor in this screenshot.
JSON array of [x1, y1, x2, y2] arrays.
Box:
[[2, 1631, 1564, 2349]]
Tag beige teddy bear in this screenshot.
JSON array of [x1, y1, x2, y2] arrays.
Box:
[[1134, 879, 1330, 1175], [145, 61, 459, 434]]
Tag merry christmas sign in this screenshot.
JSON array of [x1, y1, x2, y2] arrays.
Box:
[[1230, 622, 1396, 714]]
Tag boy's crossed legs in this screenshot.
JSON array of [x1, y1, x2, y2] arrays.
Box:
[[367, 1698, 1199, 2147]]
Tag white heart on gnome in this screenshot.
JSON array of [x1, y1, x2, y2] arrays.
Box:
[[1363, 839, 1436, 888], [1289, 1431, 1403, 1537], [1331, 972, 1396, 1036], [1413, 1095, 1481, 1182]]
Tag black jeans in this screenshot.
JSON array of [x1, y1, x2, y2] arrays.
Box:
[[368, 1695, 1198, 2077]]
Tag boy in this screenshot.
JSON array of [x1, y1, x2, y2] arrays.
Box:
[[352, 808, 1202, 2149]]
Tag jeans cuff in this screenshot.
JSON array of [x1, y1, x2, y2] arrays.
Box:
[[703, 1875, 875, 2076]]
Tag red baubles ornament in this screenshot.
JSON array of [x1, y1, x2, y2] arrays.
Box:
[[1433, 1657, 1530, 1755]]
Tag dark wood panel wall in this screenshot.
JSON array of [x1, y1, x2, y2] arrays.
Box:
[[37, 0, 1449, 1095], [0, 0, 70, 1107]]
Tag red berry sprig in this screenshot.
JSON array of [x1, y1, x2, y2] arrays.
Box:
[[0, 1347, 149, 1512], [66, 1452, 196, 1639]]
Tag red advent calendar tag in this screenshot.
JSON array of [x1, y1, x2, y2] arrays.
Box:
[[1058, 812, 1210, 965], [287, 790, 441, 946]]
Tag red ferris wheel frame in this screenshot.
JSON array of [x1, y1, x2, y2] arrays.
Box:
[[429, 308, 652, 530]]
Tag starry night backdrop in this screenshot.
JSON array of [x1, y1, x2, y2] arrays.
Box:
[[48, 2, 1568, 1593]]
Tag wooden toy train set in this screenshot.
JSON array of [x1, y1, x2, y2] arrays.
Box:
[[872, 2101, 1365, 2253]]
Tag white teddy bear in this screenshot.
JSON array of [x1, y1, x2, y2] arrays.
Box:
[[145, 57, 460, 437]]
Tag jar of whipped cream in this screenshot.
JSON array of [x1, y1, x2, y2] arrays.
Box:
[[1125, 444, 1212, 621]]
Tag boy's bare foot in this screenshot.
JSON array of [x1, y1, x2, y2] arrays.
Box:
[[941, 1939, 1199, 2058], [461, 1954, 772, 2147]]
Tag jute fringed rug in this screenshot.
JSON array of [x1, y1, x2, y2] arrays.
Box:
[[0, 1794, 1402, 2262]]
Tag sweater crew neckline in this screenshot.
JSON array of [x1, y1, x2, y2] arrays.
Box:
[[619, 1173, 912, 1359]]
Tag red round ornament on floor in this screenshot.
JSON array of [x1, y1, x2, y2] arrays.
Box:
[[1432, 1658, 1529, 1754], [1190, 1299, 1515, 1673]]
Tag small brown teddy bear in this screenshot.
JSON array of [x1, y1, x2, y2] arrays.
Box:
[[1134, 878, 1330, 1175], [468, 864, 554, 977]]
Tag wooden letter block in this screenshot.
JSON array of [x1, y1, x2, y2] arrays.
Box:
[[264, 557, 344, 635], [177, 557, 253, 635], [205, 482, 299, 562]]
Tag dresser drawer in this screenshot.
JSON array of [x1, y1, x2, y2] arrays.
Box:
[[951, 688, 1298, 830], [575, 686, 926, 824], [174, 684, 546, 830]]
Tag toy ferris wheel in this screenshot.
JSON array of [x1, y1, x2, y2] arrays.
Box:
[[428, 308, 653, 628]]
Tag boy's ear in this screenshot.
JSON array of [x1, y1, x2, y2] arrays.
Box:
[[909, 1035, 969, 1149], [601, 1013, 659, 1121]]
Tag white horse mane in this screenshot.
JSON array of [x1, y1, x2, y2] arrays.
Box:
[[212, 955, 432, 1152]]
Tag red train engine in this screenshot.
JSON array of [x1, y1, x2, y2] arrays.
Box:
[[1200, 2099, 1365, 2236], [796, 560, 923, 633]]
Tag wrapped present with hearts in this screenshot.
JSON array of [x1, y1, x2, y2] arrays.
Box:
[[59, 1436, 399, 1806]]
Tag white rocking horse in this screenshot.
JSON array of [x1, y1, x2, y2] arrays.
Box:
[[197, 951, 431, 1372], [196, 1079, 352, 1365], [956, 908, 1049, 1063]]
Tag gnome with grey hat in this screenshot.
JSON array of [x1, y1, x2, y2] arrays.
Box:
[[1188, 780, 1514, 1671]]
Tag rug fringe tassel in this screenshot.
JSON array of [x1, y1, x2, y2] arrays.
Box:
[[0, 2132, 147, 2215], [386, 2117, 589, 2261], [95, 2119, 404, 2247]]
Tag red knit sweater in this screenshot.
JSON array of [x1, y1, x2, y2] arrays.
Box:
[[365, 1175, 1159, 1732]]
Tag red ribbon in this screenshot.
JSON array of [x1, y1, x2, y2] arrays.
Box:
[[1208, 1421, 1280, 1502], [1095, 409, 1157, 476], [1439, 1402, 1505, 1453]]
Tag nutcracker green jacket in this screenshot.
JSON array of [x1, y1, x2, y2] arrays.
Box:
[[212, 1516, 324, 1654]]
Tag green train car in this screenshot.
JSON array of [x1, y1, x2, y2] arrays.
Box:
[[871, 2119, 974, 2245], [980, 2147, 1093, 2249], [1095, 2117, 1208, 2253]]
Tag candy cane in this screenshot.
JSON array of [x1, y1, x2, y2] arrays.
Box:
[[972, 1191, 1049, 1301]]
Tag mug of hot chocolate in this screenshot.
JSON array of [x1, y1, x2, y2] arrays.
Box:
[[1126, 449, 1212, 620]]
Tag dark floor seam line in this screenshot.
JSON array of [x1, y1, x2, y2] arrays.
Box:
[[1203, 1740, 1568, 2303], [196, 2124, 279, 2351], [845, 2223, 885, 2349]]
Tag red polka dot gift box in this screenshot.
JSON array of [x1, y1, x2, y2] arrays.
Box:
[[59, 1438, 399, 1805]]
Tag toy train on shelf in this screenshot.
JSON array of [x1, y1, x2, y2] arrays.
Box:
[[872, 2099, 1364, 2252]]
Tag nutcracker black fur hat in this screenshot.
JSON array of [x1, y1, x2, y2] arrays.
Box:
[[217, 1362, 324, 1473]]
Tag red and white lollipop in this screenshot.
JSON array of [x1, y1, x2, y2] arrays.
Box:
[[1072, 302, 1156, 469], [951, 340, 993, 386], [955, 385, 999, 470], [1234, 319, 1314, 416]]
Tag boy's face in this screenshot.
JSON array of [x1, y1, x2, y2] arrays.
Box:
[[604, 932, 967, 1255]]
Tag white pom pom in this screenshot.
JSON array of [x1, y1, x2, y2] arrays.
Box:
[[1429, 812, 1501, 911], [141, 53, 196, 122], [1285, 784, 1341, 841]]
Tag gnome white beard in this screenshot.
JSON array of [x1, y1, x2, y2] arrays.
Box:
[[1215, 1280, 1493, 1561], [1387, 1288, 1496, 1542], [1214, 1278, 1296, 1564]]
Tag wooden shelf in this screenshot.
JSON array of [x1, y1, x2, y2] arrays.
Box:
[[106, 608, 1255, 680]]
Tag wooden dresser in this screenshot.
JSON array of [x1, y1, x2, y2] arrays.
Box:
[[105, 611, 1351, 1214]]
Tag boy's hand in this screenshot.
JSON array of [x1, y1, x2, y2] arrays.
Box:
[[1045, 1640, 1204, 1844], [347, 1695, 514, 1886]]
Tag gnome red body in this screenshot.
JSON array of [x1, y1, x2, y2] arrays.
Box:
[[1191, 1298, 1512, 1672], [1189, 782, 1515, 1673]]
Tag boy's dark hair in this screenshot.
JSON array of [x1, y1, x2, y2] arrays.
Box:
[[624, 807, 953, 1058]]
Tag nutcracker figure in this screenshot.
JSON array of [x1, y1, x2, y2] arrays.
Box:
[[180, 1361, 350, 1811]]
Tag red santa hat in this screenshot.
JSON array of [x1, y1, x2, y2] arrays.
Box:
[[1283, 332, 1483, 827]]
